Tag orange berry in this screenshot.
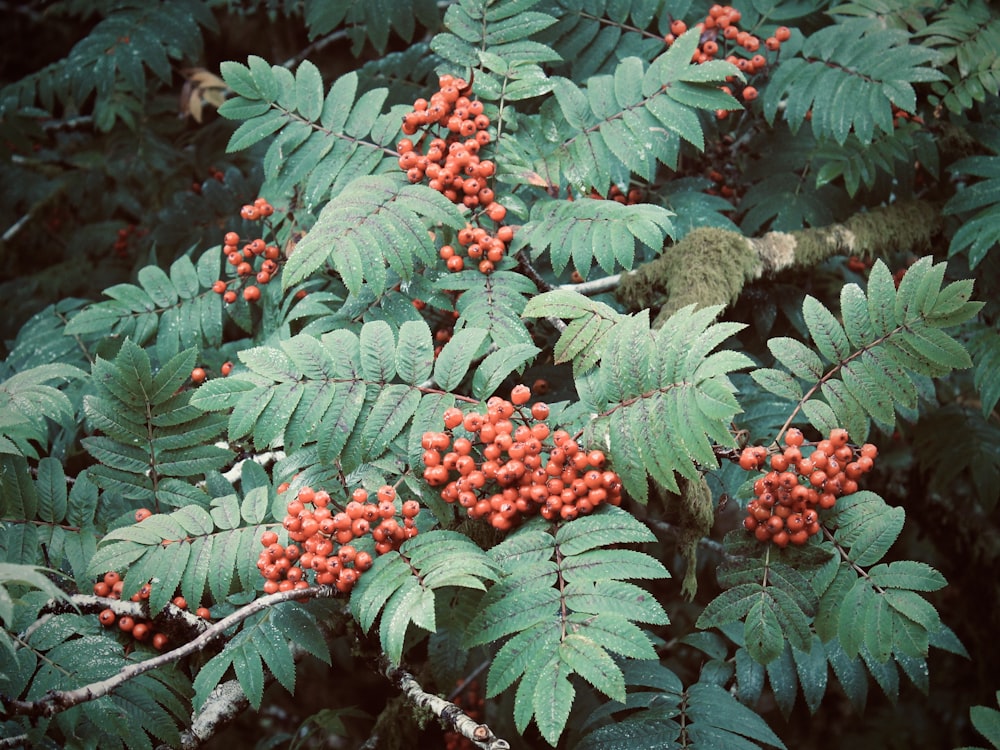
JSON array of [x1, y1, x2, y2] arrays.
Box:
[[511, 384, 531, 405], [190, 367, 206, 384], [742, 86, 758, 102], [485, 202, 506, 222], [829, 428, 849, 447]]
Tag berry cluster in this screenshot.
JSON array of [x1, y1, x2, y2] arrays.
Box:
[[706, 167, 738, 199], [396, 74, 512, 274], [665, 6, 792, 113], [583, 183, 646, 204], [210, 197, 287, 304], [422, 385, 622, 531], [94, 571, 211, 651], [740, 428, 878, 548], [259, 484, 420, 595], [444, 679, 485, 750], [438, 223, 514, 275], [694, 133, 746, 206], [112, 223, 144, 259]]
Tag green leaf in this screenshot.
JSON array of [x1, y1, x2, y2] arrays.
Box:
[[433, 327, 488, 391], [842, 505, 905, 566], [360, 385, 420, 459], [360, 320, 397, 382], [792, 636, 828, 714], [697, 583, 761, 629], [226, 109, 286, 152], [555, 507, 657, 555], [294, 59, 324, 121], [769, 337, 825, 380], [395, 320, 435, 385], [472, 344, 540, 400], [867, 561, 947, 592], [686, 682, 788, 748], [764, 643, 799, 719], [36, 457, 67, 523], [745, 593, 785, 664], [487, 622, 560, 698], [970, 704, 1000, 746], [283, 177, 465, 294], [532, 655, 575, 745], [560, 633, 626, 702]]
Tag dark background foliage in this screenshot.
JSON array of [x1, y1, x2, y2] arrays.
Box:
[[1, 1, 998, 748]]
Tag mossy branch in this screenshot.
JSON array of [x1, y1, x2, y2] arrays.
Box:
[[617, 200, 942, 327]]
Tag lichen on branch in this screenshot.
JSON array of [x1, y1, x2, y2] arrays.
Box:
[[617, 200, 942, 326]]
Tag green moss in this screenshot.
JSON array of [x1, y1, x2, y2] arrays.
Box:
[[617, 228, 757, 327], [617, 202, 941, 328], [846, 200, 940, 256], [791, 200, 939, 264], [676, 476, 714, 601]]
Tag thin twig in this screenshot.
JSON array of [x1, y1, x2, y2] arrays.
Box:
[[446, 659, 490, 701], [557, 272, 631, 296], [280, 30, 350, 68]]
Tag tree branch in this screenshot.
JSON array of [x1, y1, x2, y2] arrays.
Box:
[[616, 199, 942, 327], [171, 679, 251, 750], [1, 587, 337, 719], [382, 658, 510, 750]]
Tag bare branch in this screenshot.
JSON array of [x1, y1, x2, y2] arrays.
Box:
[[382, 658, 510, 750], [175, 679, 250, 750], [557, 272, 628, 296]]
